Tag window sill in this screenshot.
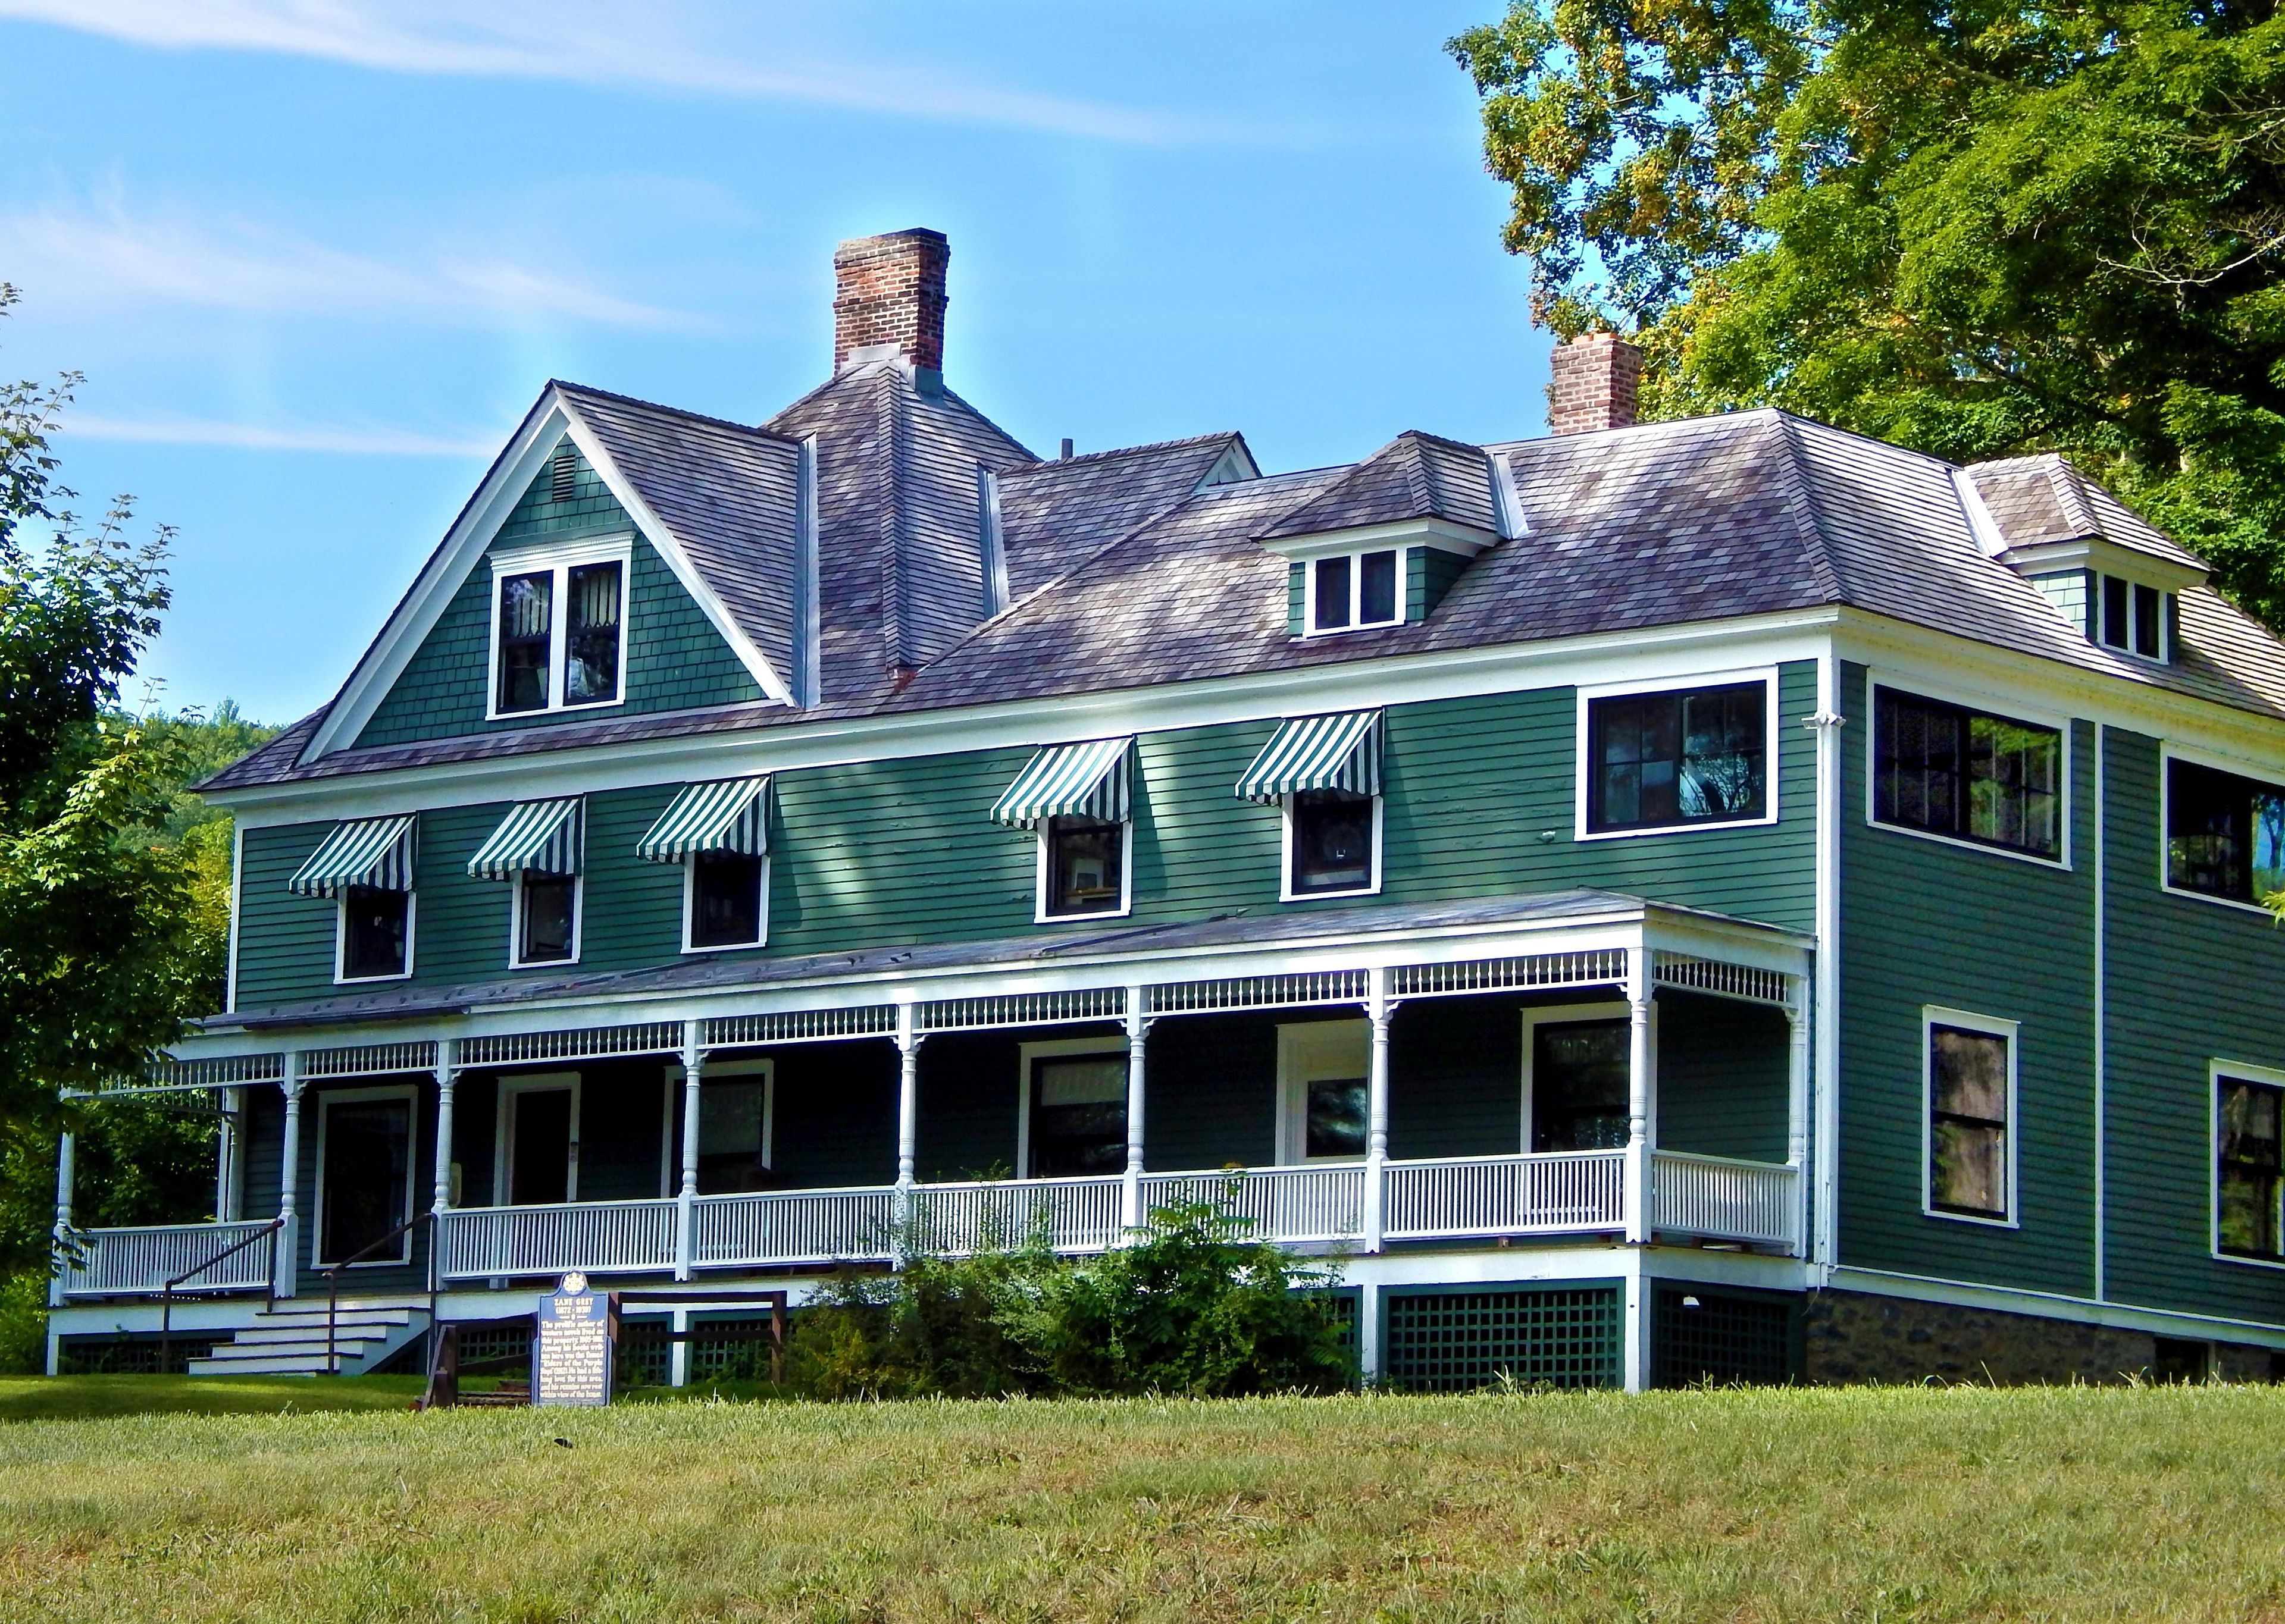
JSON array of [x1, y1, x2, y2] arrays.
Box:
[[1922, 1205, 2018, 1231], [1298, 620, 1402, 640], [1870, 817, 2069, 871], [681, 939, 766, 955], [2162, 883, 2281, 920], [334, 969, 414, 986], [1281, 879, 1382, 904], [1576, 813, 1776, 843], [319, 1254, 413, 1269], [2213, 1247, 2285, 1273], [508, 955, 581, 973], [1035, 902, 1133, 926], [484, 696, 631, 725]]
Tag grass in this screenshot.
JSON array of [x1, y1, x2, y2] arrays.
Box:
[[1, 1383, 2281, 1620], [0, 1375, 431, 1423]]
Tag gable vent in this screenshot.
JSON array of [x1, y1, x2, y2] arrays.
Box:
[[550, 445, 577, 504]]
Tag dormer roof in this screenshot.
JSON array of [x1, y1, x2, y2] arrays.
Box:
[[997, 432, 1256, 598], [1964, 452, 2209, 587], [1254, 430, 1506, 551]]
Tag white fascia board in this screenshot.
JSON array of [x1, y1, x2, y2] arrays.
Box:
[[1999, 535, 2208, 594], [209, 609, 1842, 826], [1835, 607, 2285, 776], [555, 406, 795, 708], [303, 394, 572, 760], [1256, 516, 1497, 562]]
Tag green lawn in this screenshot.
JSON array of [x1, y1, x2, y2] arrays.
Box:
[[1, 1384, 2280, 1620]]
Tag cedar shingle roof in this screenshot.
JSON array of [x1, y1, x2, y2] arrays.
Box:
[[1256, 430, 1501, 541]]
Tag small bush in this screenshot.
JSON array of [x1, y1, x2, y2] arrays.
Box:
[[782, 1196, 1353, 1400]]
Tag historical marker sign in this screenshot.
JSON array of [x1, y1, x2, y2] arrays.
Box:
[[533, 1271, 618, 1406]]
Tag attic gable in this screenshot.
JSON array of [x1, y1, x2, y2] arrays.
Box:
[[302, 384, 805, 761]]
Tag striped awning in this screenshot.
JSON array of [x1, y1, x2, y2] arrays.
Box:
[[467, 798, 583, 882], [287, 816, 416, 898], [636, 776, 770, 863], [990, 737, 1132, 827], [1235, 711, 1382, 804]]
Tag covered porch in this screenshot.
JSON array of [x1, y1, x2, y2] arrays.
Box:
[[55, 891, 1813, 1310]]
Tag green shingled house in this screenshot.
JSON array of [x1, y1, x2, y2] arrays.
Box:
[[49, 229, 2285, 1390]]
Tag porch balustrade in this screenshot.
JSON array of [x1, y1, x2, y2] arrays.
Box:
[[59, 1219, 278, 1297], [436, 1197, 679, 1278], [1649, 1150, 1799, 1247], [1383, 1149, 1626, 1240], [692, 1186, 901, 1270], [1141, 1165, 1364, 1244]]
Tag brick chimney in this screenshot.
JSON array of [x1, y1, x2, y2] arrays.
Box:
[[832, 228, 949, 374], [1548, 331, 1642, 434]]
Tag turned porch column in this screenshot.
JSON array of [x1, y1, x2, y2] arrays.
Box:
[[1785, 974, 1811, 1256], [1362, 966, 1395, 1253], [276, 1054, 304, 1298], [213, 1087, 240, 1223], [675, 1021, 704, 1282], [1121, 987, 1151, 1233], [431, 1045, 458, 1215], [894, 1002, 923, 1192], [1623, 946, 1656, 1247], [48, 1124, 75, 1309]]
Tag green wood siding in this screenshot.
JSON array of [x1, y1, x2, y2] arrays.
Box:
[[1404, 546, 1470, 622], [1286, 563, 1305, 636], [2101, 728, 2285, 1325], [235, 664, 1817, 1008], [1837, 664, 2098, 1297], [355, 440, 764, 748]]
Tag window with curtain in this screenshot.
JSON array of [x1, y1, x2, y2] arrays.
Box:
[[1587, 682, 1766, 833], [565, 560, 622, 704], [496, 570, 552, 713], [1027, 1054, 1127, 1177], [1874, 688, 2061, 858]]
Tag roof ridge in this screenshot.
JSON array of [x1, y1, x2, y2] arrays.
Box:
[[1771, 414, 1849, 607], [552, 379, 800, 444], [2042, 455, 2102, 537], [998, 431, 1238, 475]]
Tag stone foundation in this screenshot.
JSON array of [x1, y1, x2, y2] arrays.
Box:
[[1803, 1288, 2280, 1384]]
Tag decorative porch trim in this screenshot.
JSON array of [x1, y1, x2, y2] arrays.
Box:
[[919, 989, 1127, 1032], [458, 1021, 681, 1067], [704, 1005, 899, 1049], [147, 1054, 284, 1089], [1653, 953, 1791, 1007], [299, 1040, 440, 1080], [1147, 969, 1369, 1015], [1391, 949, 1627, 999]]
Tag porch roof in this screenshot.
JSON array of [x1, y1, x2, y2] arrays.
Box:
[[199, 886, 1807, 1036]]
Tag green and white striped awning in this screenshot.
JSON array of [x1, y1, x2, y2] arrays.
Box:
[[287, 815, 416, 898], [467, 798, 583, 882], [990, 736, 1132, 827], [1234, 711, 1382, 804], [636, 776, 770, 863]]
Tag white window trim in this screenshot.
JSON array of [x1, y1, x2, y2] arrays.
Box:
[[1921, 1005, 2020, 1229], [2211, 1056, 2285, 1272], [1034, 819, 1134, 924], [508, 871, 584, 970], [2159, 743, 2285, 917], [493, 1071, 581, 1207], [1015, 1036, 1127, 1180], [333, 888, 416, 985], [312, 1083, 420, 1266], [1573, 666, 1781, 842], [1863, 670, 2074, 871], [1301, 545, 1408, 638], [666, 1056, 776, 1184], [1274, 1018, 1372, 1166], [2093, 573, 2172, 665], [1279, 791, 1383, 903], [1519, 1001, 1640, 1155], [483, 534, 634, 722], [681, 853, 772, 952]]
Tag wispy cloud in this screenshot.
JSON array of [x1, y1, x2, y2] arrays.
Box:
[[0, 0, 1276, 146], [63, 412, 500, 456], [1, 203, 688, 327]]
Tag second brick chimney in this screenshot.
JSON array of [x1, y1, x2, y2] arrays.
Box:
[[1548, 331, 1643, 435], [833, 228, 950, 375]]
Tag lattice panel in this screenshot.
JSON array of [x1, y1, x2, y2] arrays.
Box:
[[1382, 1287, 1621, 1393], [301, 1040, 439, 1080], [457, 1022, 684, 1067], [1654, 955, 1793, 1007], [1147, 970, 1368, 1015], [1392, 950, 1627, 999], [146, 1054, 284, 1088], [704, 1006, 898, 1049], [919, 989, 1126, 1032], [1652, 1288, 1795, 1387]]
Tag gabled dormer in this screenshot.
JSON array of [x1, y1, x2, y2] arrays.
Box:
[[1254, 430, 1518, 637], [1961, 453, 2209, 665]]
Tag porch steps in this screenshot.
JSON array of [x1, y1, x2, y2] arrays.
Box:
[[186, 1300, 428, 1378]]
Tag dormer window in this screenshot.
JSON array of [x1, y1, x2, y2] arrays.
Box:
[[2098, 574, 2169, 661], [1307, 549, 1400, 635], [488, 540, 630, 719]]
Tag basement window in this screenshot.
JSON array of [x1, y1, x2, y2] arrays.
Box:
[[1306, 549, 1401, 635], [2167, 758, 2285, 908], [489, 541, 630, 719]]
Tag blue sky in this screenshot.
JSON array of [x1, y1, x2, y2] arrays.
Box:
[[0, 2, 1545, 724]]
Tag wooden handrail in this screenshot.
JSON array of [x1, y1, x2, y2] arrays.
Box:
[[322, 1209, 434, 1377], [158, 1217, 285, 1375]]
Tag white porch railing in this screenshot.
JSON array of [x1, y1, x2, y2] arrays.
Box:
[[693, 1186, 902, 1270], [59, 1220, 278, 1297], [1383, 1149, 1626, 1240], [436, 1198, 678, 1278], [1141, 1165, 1364, 1244], [911, 1176, 1126, 1255], [1650, 1151, 1799, 1248]]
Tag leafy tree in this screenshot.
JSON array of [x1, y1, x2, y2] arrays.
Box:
[[1451, 0, 2285, 625]]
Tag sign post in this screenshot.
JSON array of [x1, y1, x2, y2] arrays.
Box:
[[533, 1271, 618, 1406]]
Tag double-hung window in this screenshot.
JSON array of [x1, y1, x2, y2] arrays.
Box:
[[1873, 687, 2062, 860], [1583, 679, 1768, 835], [2097, 575, 2169, 661], [2217, 1070, 2285, 1262], [639, 777, 772, 951], [1236, 711, 1385, 899], [1924, 1011, 2015, 1223], [287, 815, 418, 984], [489, 540, 630, 719], [991, 738, 1135, 923], [2167, 758, 2285, 907], [1020, 1042, 1129, 1178], [1306, 549, 1401, 635], [467, 798, 584, 969]]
